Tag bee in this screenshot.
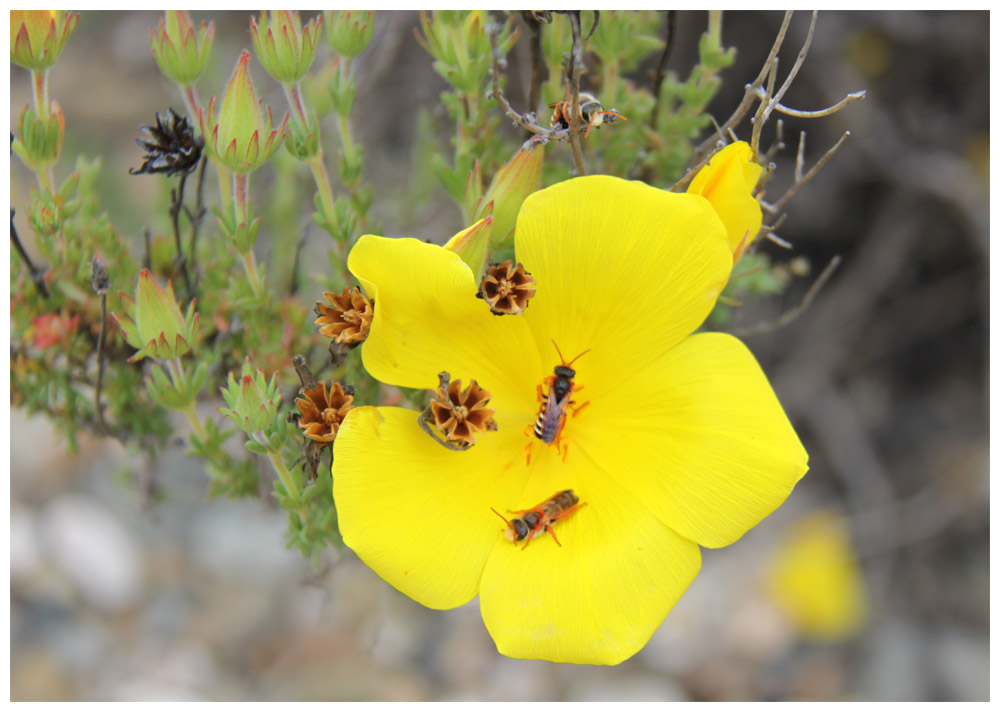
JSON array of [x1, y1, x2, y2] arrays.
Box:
[[521, 341, 590, 464], [549, 92, 627, 138], [491, 489, 586, 549]]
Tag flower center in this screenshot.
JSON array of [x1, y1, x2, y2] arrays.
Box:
[[494, 279, 514, 299], [322, 407, 340, 425], [342, 307, 362, 324]]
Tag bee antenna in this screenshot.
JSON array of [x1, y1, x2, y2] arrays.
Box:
[[490, 507, 511, 526], [551, 339, 591, 367]]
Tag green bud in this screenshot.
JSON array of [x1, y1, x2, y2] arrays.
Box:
[[218, 358, 282, 433], [325, 11, 374, 59], [250, 11, 321, 85], [443, 217, 494, 278], [199, 50, 289, 174], [284, 114, 321, 160], [111, 269, 200, 362], [474, 138, 545, 250], [12, 102, 65, 173], [10, 10, 78, 71], [149, 11, 214, 86]]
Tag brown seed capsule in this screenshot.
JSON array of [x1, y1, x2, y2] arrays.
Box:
[[315, 286, 373, 345], [476, 261, 536, 315], [129, 108, 204, 177], [423, 371, 497, 447], [295, 381, 354, 443]]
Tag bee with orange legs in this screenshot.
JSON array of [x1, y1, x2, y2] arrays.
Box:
[[521, 341, 590, 465], [491, 489, 586, 549], [549, 92, 627, 138]]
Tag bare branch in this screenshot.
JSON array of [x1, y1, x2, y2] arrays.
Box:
[[695, 10, 794, 157], [795, 130, 807, 182], [761, 118, 785, 165], [669, 140, 726, 191], [769, 130, 852, 214], [567, 10, 588, 176], [765, 232, 793, 249], [10, 210, 50, 299], [773, 90, 867, 118], [91, 257, 112, 437], [731, 255, 842, 338], [771, 10, 817, 108], [487, 22, 570, 142], [750, 54, 780, 157], [648, 10, 677, 130]]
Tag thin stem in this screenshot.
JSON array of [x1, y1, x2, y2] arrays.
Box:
[[216, 164, 232, 218], [694, 10, 793, 157], [731, 255, 842, 339], [241, 251, 264, 300], [94, 291, 110, 435], [11, 212, 49, 298], [567, 11, 587, 176], [91, 257, 111, 436], [648, 10, 677, 130], [773, 91, 867, 118], [28, 71, 54, 191], [522, 12, 544, 136], [770, 131, 852, 214], [169, 170, 194, 301], [770, 10, 817, 109], [233, 171, 249, 225], [181, 84, 201, 120], [186, 155, 209, 289], [282, 81, 310, 132], [233, 172, 264, 299], [266, 447, 304, 509], [32, 69, 49, 120]]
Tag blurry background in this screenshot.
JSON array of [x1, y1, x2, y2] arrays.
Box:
[[9, 10, 989, 701]]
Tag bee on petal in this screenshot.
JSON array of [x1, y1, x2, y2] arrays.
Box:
[[521, 341, 591, 464], [491, 489, 586, 549]]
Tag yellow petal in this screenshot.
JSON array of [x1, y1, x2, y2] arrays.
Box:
[[765, 511, 868, 640], [687, 141, 764, 253], [479, 454, 701, 665], [514, 176, 732, 401], [574, 332, 808, 548], [348, 234, 541, 404], [333, 406, 531, 609]]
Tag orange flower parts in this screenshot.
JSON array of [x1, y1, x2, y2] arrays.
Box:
[[296, 381, 354, 443], [315, 287, 373, 345]]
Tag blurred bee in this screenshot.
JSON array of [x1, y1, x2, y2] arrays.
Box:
[[521, 340, 590, 464], [491, 489, 585, 549], [549, 92, 627, 138]]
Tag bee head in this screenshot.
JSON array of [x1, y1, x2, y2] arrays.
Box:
[[554, 365, 576, 380], [506, 518, 530, 542]]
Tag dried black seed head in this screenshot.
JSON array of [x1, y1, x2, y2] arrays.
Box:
[[129, 108, 203, 177]]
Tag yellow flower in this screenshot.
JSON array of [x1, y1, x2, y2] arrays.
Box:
[[333, 176, 808, 665], [687, 141, 764, 260], [765, 511, 868, 641]]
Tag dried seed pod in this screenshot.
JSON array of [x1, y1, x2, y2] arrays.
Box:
[[129, 108, 203, 177], [295, 381, 355, 443], [476, 260, 536, 315], [418, 371, 497, 450], [315, 286, 373, 345]]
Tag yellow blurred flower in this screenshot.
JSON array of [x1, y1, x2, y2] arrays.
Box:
[[333, 176, 808, 664], [687, 141, 764, 261], [766, 510, 868, 641]]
